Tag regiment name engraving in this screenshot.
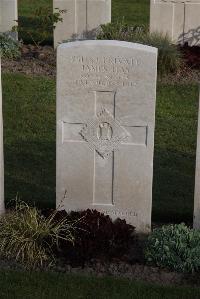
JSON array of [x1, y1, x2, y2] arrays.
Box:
[[65, 55, 140, 88]]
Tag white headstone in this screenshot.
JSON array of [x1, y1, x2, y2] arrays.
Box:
[[56, 40, 157, 233], [150, 0, 200, 46], [53, 0, 111, 47], [0, 58, 4, 214], [0, 0, 18, 39], [194, 89, 200, 229]]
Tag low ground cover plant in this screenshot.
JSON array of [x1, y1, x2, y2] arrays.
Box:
[[0, 201, 76, 269], [97, 21, 182, 76], [145, 223, 200, 273], [0, 34, 21, 59]]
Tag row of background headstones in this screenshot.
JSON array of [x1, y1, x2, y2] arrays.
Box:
[[54, 0, 200, 47], [150, 0, 200, 47], [0, 0, 200, 46], [0, 0, 111, 46]]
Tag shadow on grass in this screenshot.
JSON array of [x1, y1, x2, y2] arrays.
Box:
[[4, 140, 56, 209], [153, 148, 195, 223], [4, 142, 195, 221]]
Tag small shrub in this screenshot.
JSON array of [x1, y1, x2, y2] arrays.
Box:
[[0, 34, 21, 59], [145, 223, 200, 273], [97, 20, 147, 41], [97, 21, 182, 76], [13, 7, 66, 46], [0, 202, 75, 269], [139, 32, 182, 75], [56, 209, 136, 265]]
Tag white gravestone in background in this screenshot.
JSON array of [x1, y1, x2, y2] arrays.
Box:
[[0, 0, 18, 39], [150, 0, 200, 46], [56, 40, 157, 233], [194, 90, 200, 229], [53, 0, 111, 47], [0, 58, 4, 214]]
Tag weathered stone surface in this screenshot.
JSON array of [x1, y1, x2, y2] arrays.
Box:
[[194, 89, 200, 229], [53, 0, 111, 47], [0, 0, 18, 39], [150, 0, 200, 46], [0, 58, 4, 214], [56, 40, 157, 233]]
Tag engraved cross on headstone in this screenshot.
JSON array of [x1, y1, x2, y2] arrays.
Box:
[[62, 91, 147, 206]]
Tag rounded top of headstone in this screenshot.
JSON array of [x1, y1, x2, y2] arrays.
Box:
[[57, 40, 158, 55]]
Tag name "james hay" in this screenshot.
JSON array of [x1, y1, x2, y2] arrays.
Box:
[[82, 64, 130, 74]]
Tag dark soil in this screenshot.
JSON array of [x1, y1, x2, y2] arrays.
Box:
[[1, 256, 200, 287], [2, 44, 56, 78], [1, 44, 200, 83], [53, 259, 198, 287], [180, 44, 200, 69]]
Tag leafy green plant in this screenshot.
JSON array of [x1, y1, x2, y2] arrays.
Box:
[[145, 223, 200, 273], [13, 7, 66, 46], [0, 201, 76, 269], [0, 34, 21, 59], [97, 21, 182, 76]]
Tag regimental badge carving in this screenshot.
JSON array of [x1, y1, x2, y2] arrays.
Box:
[[97, 122, 113, 141], [80, 108, 130, 159]]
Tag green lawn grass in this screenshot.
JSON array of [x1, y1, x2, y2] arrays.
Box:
[[153, 84, 198, 222], [18, 0, 52, 17], [112, 0, 149, 26], [0, 270, 200, 299], [2, 73, 199, 222], [3, 74, 56, 209]]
